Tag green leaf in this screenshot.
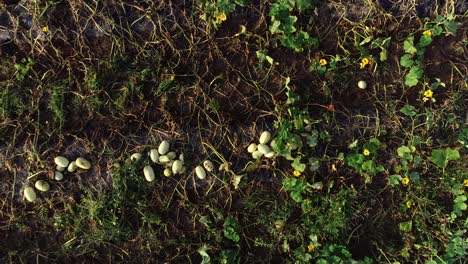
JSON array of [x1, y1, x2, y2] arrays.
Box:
[[400, 104, 417, 117], [346, 153, 365, 171], [389, 175, 402, 186], [198, 245, 211, 264], [270, 20, 281, 34], [457, 128, 468, 148], [290, 191, 303, 203], [397, 146, 413, 158], [361, 160, 374, 172], [348, 139, 358, 149], [295, 0, 315, 11], [418, 35, 432, 47], [360, 36, 373, 45], [380, 50, 387, 61], [405, 65, 423, 87], [455, 202, 467, 211], [430, 148, 460, 169], [399, 220, 412, 232], [223, 216, 240, 242], [400, 54, 414, 68], [306, 130, 318, 147], [403, 36, 417, 54], [292, 156, 306, 172], [443, 21, 460, 35], [454, 195, 466, 204]]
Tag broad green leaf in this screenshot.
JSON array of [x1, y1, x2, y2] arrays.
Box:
[[446, 148, 460, 160], [418, 35, 432, 47], [443, 21, 460, 35], [292, 156, 306, 172], [389, 175, 402, 186], [397, 146, 413, 158], [361, 160, 375, 172], [431, 148, 460, 169], [290, 191, 303, 203], [405, 66, 423, 87], [400, 54, 414, 68], [403, 36, 417, 54], [400, 104, 417, 117]]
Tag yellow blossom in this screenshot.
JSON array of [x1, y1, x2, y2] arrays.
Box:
[[402, 177, 410, 185], [463, 179, 468, 187], [216, 12, 227, 24], [406, 200, 413, 208], [307, 243, 315, 252], [293, 170, 301, 177], [319, 59, 327, 66], [423, 90, 433, 98], [169, 74, 175, 81], [360, 57, 372, 69], [423, 30, 433, 37], [363, 149, 370, 156], [42, 26, 48, 33]]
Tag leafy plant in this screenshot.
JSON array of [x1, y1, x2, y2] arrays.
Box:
[[223, 216, 241, 243], [430, 148, 460, 171], [269, 0, 318, 52], [443, 230, 468, 263], [345, 139, 384, 183], [283, 177, 307, 202], [197, 0, 247, 29], [400, 16, 460, 87], [14, 57, 34, 81]]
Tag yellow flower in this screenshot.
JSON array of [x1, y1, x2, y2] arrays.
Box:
[[216, 12, 227, 24], [463, 179, 468, 187], [319, 59, 327, 66], [307, 243, 315, 252], [423, 30, 433, 37], [360, 57, 372, 69], [423, 90, 433, 98], [402, 177, 410, 185], [42, 26, 48, 33], [363, 149, 370, 156], [293, 170, 301, 177], [169, 74, 175, 81], [406, 200, 413, 208]]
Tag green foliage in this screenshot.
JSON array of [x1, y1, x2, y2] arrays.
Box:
[[345, 139, 384, 182], [430, 148, 460, 170], [401, 16, 459, 87], [269, 0, 318, 52], [272, 78, 322, 169], [64, 160, 159, 243], [197, 0, 246, 29], [49, 82, 67, 126], [457, 128, 468, 148], [400, 104, 417, 117], [315, 244, 372, 264], [223, 216, 241, 242], [283, 177, 307, 202], [443, 230, 468, 263], [14, 57, 34, 81]]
